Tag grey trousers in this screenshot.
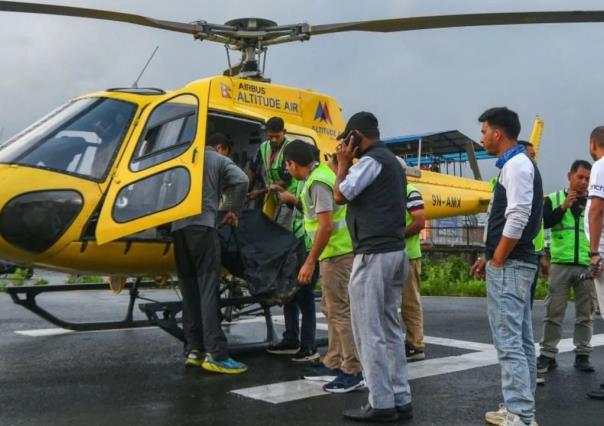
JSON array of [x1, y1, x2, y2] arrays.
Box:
[[540, 263, 597, 357], [173, 226, 228, 360], [348, 249, 412, 409]]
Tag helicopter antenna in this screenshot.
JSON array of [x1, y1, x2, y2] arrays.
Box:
[[132, 45, 159, 89], [224, 45, 233, 77]]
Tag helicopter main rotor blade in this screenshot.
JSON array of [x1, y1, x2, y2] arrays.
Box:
[[310, 11, 604, 35], [0, 1, 197, 34]]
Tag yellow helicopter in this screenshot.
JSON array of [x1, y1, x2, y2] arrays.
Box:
[[0, 1, 588, 279]]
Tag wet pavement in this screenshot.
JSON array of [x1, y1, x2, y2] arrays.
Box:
[[1, 289, 603, 425]]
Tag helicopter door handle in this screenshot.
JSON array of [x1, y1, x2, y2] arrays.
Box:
[[192, 148, 198, 164]]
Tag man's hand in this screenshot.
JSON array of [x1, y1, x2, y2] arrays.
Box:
[[297, 260, 315, 285], [221, 211, 239, 227], [589, 254, 604, 278], [470, 257, 486, 278], [269, 184, 285, 193], [246, 189, 266, 200], [278, 191, 298, 205], [335, 137, 358, 168], [562, 190, 577, 210], [540, 256, 550, 277]]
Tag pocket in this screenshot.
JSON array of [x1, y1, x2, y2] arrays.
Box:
[[487, 260, 504, 271]]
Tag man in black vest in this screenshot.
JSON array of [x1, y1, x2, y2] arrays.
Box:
[[471, 107, 543, 426], [334, 112, 412, 423]]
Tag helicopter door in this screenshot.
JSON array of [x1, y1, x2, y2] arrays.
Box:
[[96, 89, 209, 245]]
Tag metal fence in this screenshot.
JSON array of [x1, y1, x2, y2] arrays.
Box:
[[421, 225, 485, 248]]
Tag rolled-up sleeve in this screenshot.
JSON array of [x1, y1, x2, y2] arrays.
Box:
[[502, 157, 534, 239], [339, 157, 382, 201]]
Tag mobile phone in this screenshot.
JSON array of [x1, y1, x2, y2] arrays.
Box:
[[344, 130, 362, 147]]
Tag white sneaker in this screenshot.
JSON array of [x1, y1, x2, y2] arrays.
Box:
[[485, 403, 508, 425], [501, 411, 538, 426], [486, 406, 538, 426]]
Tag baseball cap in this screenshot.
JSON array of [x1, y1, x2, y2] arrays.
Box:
[[337, 111, 379, 140]]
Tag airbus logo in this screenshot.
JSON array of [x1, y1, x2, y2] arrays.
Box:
[[314, 102, 333, 125]]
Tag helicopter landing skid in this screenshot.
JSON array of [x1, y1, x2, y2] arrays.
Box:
[[138, 297, 278, 352], [6, 280, 154, 331]]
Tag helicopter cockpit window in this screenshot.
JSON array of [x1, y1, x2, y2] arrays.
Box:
[[130, 94, 198, 172], [0, 98, 136, 181]]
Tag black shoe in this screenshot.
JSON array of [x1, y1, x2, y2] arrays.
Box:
[[537, 355, 557, 373], [600, 383, 604, 389], [574, 355, 595, 373], [291, 348, 320, 363], [395, 403, 413, 420], [343, 403, 398, 423], [405, 343, 426, 362], [266, 340, 299, 355], [587, 389, 604, 400]]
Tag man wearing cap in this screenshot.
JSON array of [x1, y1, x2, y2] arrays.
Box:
[[334, 112, 412, 422], [247, 116, 299, 230]]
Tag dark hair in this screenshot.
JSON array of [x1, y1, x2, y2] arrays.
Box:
[[590, 126, 604, 148], [570, 159, 591, 173], [478, 107, 521, 140], [360, 128, 380, 140], [310, 144, 320, 161], [207, 133, 233, 149], [517, 140, 533, 147], [283, 140, 315, 166], [266, 116, 285, 132]]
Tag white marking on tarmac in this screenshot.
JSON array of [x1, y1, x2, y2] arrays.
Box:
[[231, 333, 604, 404]]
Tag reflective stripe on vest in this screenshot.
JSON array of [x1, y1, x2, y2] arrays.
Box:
[[405, 184, 422, 259], [301, 163, 353, 261], [548, 190, 589, 265]]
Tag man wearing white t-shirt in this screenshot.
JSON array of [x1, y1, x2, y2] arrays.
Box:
[[584, 125, 604, 400]]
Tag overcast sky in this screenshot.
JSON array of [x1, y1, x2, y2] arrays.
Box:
[[1, 0, 604, 192]]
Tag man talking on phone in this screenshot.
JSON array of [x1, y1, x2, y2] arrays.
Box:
[[334, 112, 412, 422]]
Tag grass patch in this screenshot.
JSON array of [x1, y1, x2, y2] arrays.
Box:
[[421, 256, 548, 299], [67, 275, 105, 284], [0, 281, 6, 292]]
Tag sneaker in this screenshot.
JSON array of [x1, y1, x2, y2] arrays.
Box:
[[405, 343, 426, 362], [184, 349, 204, 368], [500, 411, 538, 426], [303, 363, 340, 382], [201, 355, 248, 374], [323, 371, 364, 393], [587, 388, 604, 400], [574, 355, 595, 372], [395, 403, 413, 420], [536, 375, 545, 386], [485, 403, 509, 425], [291, 348, 320, 363], [536, 355, 557, 373], [266, 340, 299, 355], [343, 403, 398, 422]]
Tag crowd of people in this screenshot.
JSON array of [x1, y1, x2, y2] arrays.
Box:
[[169, 108, 604, 425]]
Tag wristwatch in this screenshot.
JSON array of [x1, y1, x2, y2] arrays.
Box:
[[589, 251, 600, 257]]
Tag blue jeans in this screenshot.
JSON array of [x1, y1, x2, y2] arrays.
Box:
[[486, 259, 537, 425]]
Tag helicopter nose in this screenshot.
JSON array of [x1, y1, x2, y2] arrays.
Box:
[[0, 190, 83, 253]]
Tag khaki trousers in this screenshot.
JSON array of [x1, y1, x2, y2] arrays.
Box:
[[320, 253, 361, 374], [540, 264, 597, 357], [401, 258, 424, 350]]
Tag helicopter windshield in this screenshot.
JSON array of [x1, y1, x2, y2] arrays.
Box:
[[0, 97, 136, 181]]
